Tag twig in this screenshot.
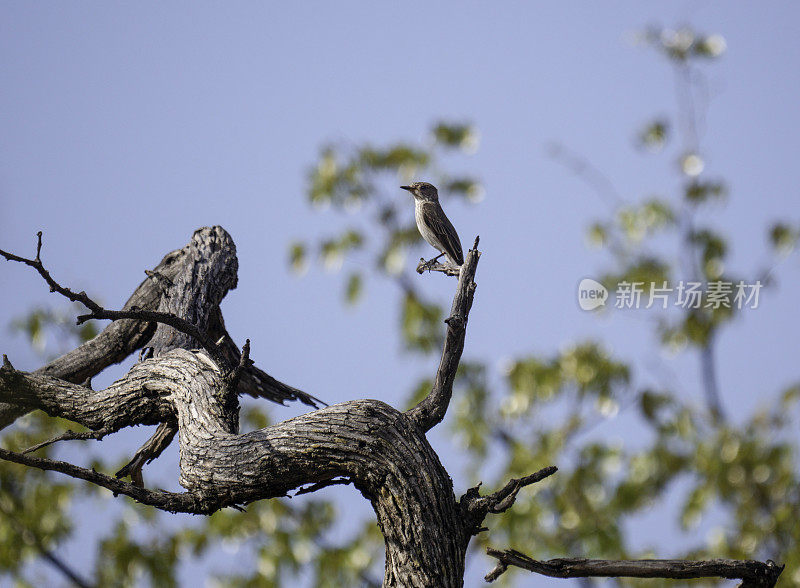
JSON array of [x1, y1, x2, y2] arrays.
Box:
[[225, 339, 253, 386], [484, 550, 784, 586], [406, 236, 481, 432], [0, 231, 103, 314], [294, 477, 352, 496], [459, 466, 557, 537], [76, 307, 227, 369], [22, 426, 115, 455], [485, 466, 558, 514]]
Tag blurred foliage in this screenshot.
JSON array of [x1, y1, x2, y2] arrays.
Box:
[[10, 304, 98, 359], [289, 23, 799, 587], [638, 120, 669, 152], [1, 308, 98, 584], [3, 23, 799, 588]]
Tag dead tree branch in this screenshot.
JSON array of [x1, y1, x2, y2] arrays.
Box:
[[0, 228, 484, 586], [22, 426, 115, 455], [3, 227, 776, 587], [0, 229, 232, 370], [406, 236, 480, 432], [459, 466, 558, 537], [484, 550, 784, 587], [0, 228, 322, 432]]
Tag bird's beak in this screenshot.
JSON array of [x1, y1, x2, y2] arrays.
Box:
[[400, 185, 414, 193]]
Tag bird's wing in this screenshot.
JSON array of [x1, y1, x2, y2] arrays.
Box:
[[422, 202, 464, 265]]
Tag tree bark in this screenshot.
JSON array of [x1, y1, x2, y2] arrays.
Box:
[[3, 227, 772, 586], [0, 228, 319, 430], [0, 227, 495, 586]]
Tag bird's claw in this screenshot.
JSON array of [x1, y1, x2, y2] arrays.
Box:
[[420, 257, 440, 272]]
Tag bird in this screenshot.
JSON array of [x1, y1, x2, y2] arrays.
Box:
[[400, 182, 464, 267]]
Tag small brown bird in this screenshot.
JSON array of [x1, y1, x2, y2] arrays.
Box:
[[401, 182, 464, 267]]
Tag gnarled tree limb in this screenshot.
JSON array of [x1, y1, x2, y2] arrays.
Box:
[[3, 227, 776, 587], [0, 228, 322, 432], [0, 227, 486, 586], [0, 349, 473, 585]]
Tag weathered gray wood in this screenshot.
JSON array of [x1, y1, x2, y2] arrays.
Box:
[[484, 550, 785, 586], [0, 245, 182, 428], [407, 237, 479, 432], [0, 226, 486, 585], [0, 226, 495, 585], [0, 228, 320, 430], [0, 226, 783, 586], [0, 349, 470, 586]]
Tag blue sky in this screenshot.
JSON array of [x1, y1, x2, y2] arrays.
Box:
[[1, 2, 798, 586]]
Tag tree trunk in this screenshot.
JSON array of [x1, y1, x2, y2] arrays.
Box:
[[0, 226, 489, 586]]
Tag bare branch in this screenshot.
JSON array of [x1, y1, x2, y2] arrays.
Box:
[[484, 466, 558, 514], [459, 466, 557, 537], [22, 426, 115, 455], [0, 231, 103, 313], [28, 246, 188, 388], [406, 236, 480, 432], [0, 361, 171, 431], [0, 231, 230, 370], [75, 306, 229, 370], [1, 228, 323, 421], [484, 550, 785, 587]]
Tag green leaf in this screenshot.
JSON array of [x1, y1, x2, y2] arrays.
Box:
[[769, 223, 798, 254], [638, 120, 669, 150], [430, 122, 478, 152], [685, 179, 727, 205], [344, 272, 363, 305], [288, 242, 307, 274]]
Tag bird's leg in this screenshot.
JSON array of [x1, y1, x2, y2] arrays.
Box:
[[422, 252, 446, 271]]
